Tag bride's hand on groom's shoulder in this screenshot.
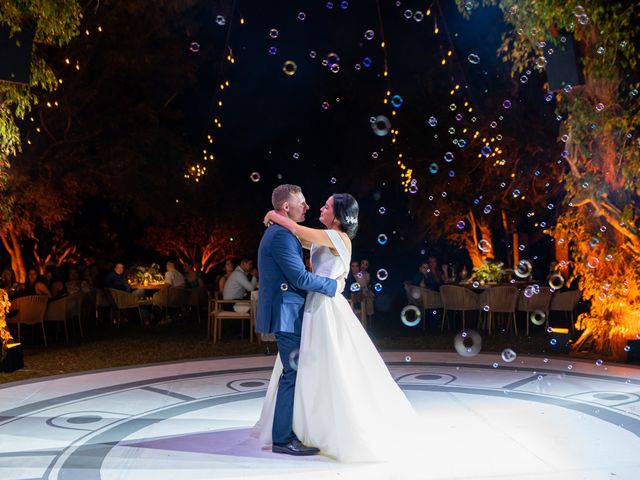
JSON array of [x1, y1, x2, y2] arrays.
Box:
[[263, 210, 276, 227]]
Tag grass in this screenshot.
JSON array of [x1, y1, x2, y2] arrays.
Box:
[[0, 309, 577, 385]]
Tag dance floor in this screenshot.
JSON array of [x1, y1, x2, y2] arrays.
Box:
[[1, 351, 639, 480]]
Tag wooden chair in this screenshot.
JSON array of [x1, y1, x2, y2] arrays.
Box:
[[517, 287, 553, 335], [549, 290, 582, 333], [484, 286, 520, 335], [439, 285, 480, 331], [7, 295, 49, 346], [210, 299, 253, 343], [106, 288, 146, 325]]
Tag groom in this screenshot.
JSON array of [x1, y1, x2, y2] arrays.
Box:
[[256, 184, 342, 456]]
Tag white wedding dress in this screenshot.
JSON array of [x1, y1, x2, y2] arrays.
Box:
[[253, 230, 418, 463]]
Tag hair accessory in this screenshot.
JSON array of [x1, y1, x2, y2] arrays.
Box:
[[344, 215, 358, 225]]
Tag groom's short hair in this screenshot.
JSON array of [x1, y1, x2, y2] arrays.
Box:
[[272, 184, 302, 210]]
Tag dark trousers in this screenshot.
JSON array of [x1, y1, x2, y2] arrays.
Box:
[[272, 331, 301, 445]]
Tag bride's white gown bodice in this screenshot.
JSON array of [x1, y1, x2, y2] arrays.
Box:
[[254, 230, 417, 463]]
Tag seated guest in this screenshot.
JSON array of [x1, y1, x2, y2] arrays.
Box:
[[65, 267, 91, 295], [222, 256, 257, 300], [49, 268, 68, 300], [23, 268, 52, 298], [105, 262, 144, 298], [0, 267, 16, 291], [413, 257, 444, 291], [183, 262, 204, 288], [164, 261, 185, 287], [217, 259, 235, 294]]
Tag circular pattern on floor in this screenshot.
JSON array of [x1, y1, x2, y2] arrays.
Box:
[[1, 352, 639, 479]]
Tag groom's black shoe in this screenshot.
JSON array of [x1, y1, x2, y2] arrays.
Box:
[[272, 439, 320, 456]]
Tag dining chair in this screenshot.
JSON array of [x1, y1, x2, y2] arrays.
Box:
[[549, 290, 582, 333], [152, 286, 187, 321], [517, 287, 553, 335], [484, 286, 520, 335], [210, 298, 254, 343], [439, 285, 480, 331], [107, 288, 146, 326], [7, 295, 49, 345], [185, 287, 207, 323]]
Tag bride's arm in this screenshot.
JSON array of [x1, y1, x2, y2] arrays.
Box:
[[264, 210, 335, 248]]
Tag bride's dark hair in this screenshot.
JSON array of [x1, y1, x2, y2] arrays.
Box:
[[332, 193, 359, 239]]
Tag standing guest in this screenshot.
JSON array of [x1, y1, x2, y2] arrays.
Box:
[[344, 260, 360, 299], [358, 258, 375, 321], [217, 259, 235, 294], [105, 262, 144, 298], [22, 268, 52, 298], [163, 261, 186, 287], [183, 262, 204, 288], [223, 256, 258, 300]]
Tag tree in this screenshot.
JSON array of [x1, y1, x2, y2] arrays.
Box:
[[141, 219, 242, 274], [0, 0, 82, 198], [0, 1, 82, 282], [457, 1, 640, 358]]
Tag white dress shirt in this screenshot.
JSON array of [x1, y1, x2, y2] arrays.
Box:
[[223, 266, 257, 299], [164, 269, 186, 287]]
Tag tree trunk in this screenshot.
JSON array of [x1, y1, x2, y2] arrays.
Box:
[[0, 227, 26, 284], [464, 211, 493, 268]]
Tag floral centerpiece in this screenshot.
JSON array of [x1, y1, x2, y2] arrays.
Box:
[[471, 260, 505, 284], [129, 263, 165, 286], [1, 289, 13, 359]]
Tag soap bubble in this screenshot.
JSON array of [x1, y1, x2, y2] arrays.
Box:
[[189, 42, 200, 53], [548, 273, 565, 289], [501, 349, 517, 362], [268, 46, 277, 55], [297, 11, 306, 21], [378, 206, 386, 214], [502, 100, 512, 109], [269, 28, 279, 38], [350, 282, 361, 293], [250, 172, 261, 182], [280, 283, 288, 291], [215, 15, 226, 26], [374, 283, 382, 292], [478, 239, 492, 252], [428, 116, 438, 127], [390, 95, 404, 108], [515, 260, 533, 278], [530, 310, 546, 326], [454, 330, 482, 357], [371, 115, 391, 136], [377, 233, 388, 245], [376, 269, 389, 281], [364, 29, 375, 40], [282, 60, 297, 75], [289, 349, 300, 370], [467, 53, 480, 64], [401, 305, 422, 327], [429, 163, 439, 174]]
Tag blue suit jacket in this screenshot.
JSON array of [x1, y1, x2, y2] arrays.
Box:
[[256, 225, 337, 334]]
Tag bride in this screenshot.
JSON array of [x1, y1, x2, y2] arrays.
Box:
[[253, 193, 418, 463]]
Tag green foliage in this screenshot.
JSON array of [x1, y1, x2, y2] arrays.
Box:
[[456, 1, 640, 358], [0, 0, 82, 187], [471, 260, 505, 283]]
